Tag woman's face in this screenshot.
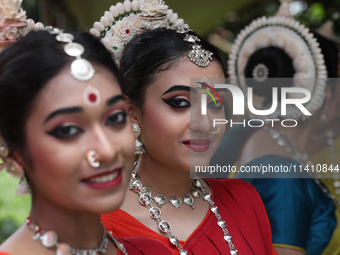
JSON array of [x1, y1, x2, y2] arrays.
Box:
[[135, 58, 226, 172], [21, 64, 135, 214]]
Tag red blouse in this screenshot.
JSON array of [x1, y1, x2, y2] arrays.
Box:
[[102, 179, 278, 255]]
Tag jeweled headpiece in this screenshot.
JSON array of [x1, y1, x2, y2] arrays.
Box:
[[90, 0, 213, 68], [44, 27, 101, 106], [228, 0, 327, 120]]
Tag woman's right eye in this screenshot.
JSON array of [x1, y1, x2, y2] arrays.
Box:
[[47, 125, 83, 139], [162, 97, 191, 109]]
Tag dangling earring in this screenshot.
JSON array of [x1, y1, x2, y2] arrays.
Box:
[[132, 123, 145, 155], [17, 177, 31, 196]]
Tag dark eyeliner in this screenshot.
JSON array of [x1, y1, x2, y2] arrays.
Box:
[[47, 125, 83, 139], [162, 97, 191, 109]]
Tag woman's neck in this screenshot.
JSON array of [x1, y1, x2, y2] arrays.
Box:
[[275, 123, 310, 155], [135, 154, 193, 197], [29, 199, 103, 249]]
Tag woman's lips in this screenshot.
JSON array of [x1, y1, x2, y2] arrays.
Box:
[[183, 139, 211, 152], [81, 168, 123, 189]]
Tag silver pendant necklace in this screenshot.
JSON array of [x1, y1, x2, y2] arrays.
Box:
[[153, 193, 195, 209], [129, 169, 238, 255], [26, 216, 128, 255]]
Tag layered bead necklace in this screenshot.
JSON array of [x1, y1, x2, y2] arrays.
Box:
[[129, 169, 238, 255], [26, 216, 127, 255]]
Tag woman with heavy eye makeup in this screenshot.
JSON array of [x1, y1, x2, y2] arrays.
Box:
[[0, 30, 172, 255], [97, 2, 279, 252]]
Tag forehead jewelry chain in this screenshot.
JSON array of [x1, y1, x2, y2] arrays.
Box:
[[130, 169, 238, 255], [45, 27, 101, 107]]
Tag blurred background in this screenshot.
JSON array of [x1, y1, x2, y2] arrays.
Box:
[[22, 0, 340, 63], [1, 0, 340, 243]]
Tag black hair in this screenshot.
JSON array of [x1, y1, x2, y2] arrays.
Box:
[[243, 32, 339, 105], [245, 46, 295, 98], [0, 30, 124, 152], [119, 28, 224, 107]]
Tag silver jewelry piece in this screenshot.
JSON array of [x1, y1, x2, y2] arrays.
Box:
[[130, 169, 238, 255], [26, 217, 126, 255], [132, 123, 145, 155], [87, 150, 100, 168], [209, 123, 220, 135], [46, 27, 100, 107], [153, 193, 195, 209], [173, 26, 213, 67]]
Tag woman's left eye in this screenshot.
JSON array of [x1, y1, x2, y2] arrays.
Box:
[[207, 99, 223, 110], [162, 97, 191, 109], [106, 111, 127, 126]]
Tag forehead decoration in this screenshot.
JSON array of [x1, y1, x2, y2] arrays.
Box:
[[46, 27, 101, 107]]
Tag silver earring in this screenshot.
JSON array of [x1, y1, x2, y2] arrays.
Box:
[[209, 123, 220, 135], [87, 150, 100, 168], [132, 123, 145, 155], [16, 177, 31, 196]]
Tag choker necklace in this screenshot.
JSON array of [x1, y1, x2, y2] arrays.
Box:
[[26, 216, 127, 255], [142, 187, 196, 209], [129, 169, 238, 255], [265, 126, 340, 207]]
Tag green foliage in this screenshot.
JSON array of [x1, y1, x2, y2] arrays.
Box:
[[0, 171, 30, 244]]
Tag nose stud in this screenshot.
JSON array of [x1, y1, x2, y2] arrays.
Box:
[[87, 150, 100, 168]]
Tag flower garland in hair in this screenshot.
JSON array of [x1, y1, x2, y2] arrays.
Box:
[[228, 0, 327, 120], [90, 0, 188, 67]]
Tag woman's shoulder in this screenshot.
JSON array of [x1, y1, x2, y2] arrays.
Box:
[[206, 178, 265, 208], [207, 178, 258, 195]]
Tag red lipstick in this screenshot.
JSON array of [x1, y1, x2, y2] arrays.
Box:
[[183, 139, 210, 152], [82, 168, 123, 190]]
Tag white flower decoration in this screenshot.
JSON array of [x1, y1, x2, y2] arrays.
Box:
[[4, 26, 18, 40], [92, 0, 188, 67], [0, 0, 26, 23], [140, 0, 167, 17]]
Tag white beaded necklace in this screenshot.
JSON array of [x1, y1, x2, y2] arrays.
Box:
[[129, 169, 238, 255]]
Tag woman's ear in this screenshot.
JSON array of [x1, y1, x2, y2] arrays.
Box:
[[124, 96, 142, 124], [12, 150, 27, 170]]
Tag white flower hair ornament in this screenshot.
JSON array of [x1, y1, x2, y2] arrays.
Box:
[[90, 0, 212, 67], [228, 0, 327, 120], [0, 0, 44, 49]]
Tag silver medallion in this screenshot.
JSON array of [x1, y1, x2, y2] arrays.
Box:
[[70, 59, 95, 81], [56, 33, 74, 43], [154, 194, 167, 207], [64, 42, 84, 57], [170, 197, 182, 208]]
